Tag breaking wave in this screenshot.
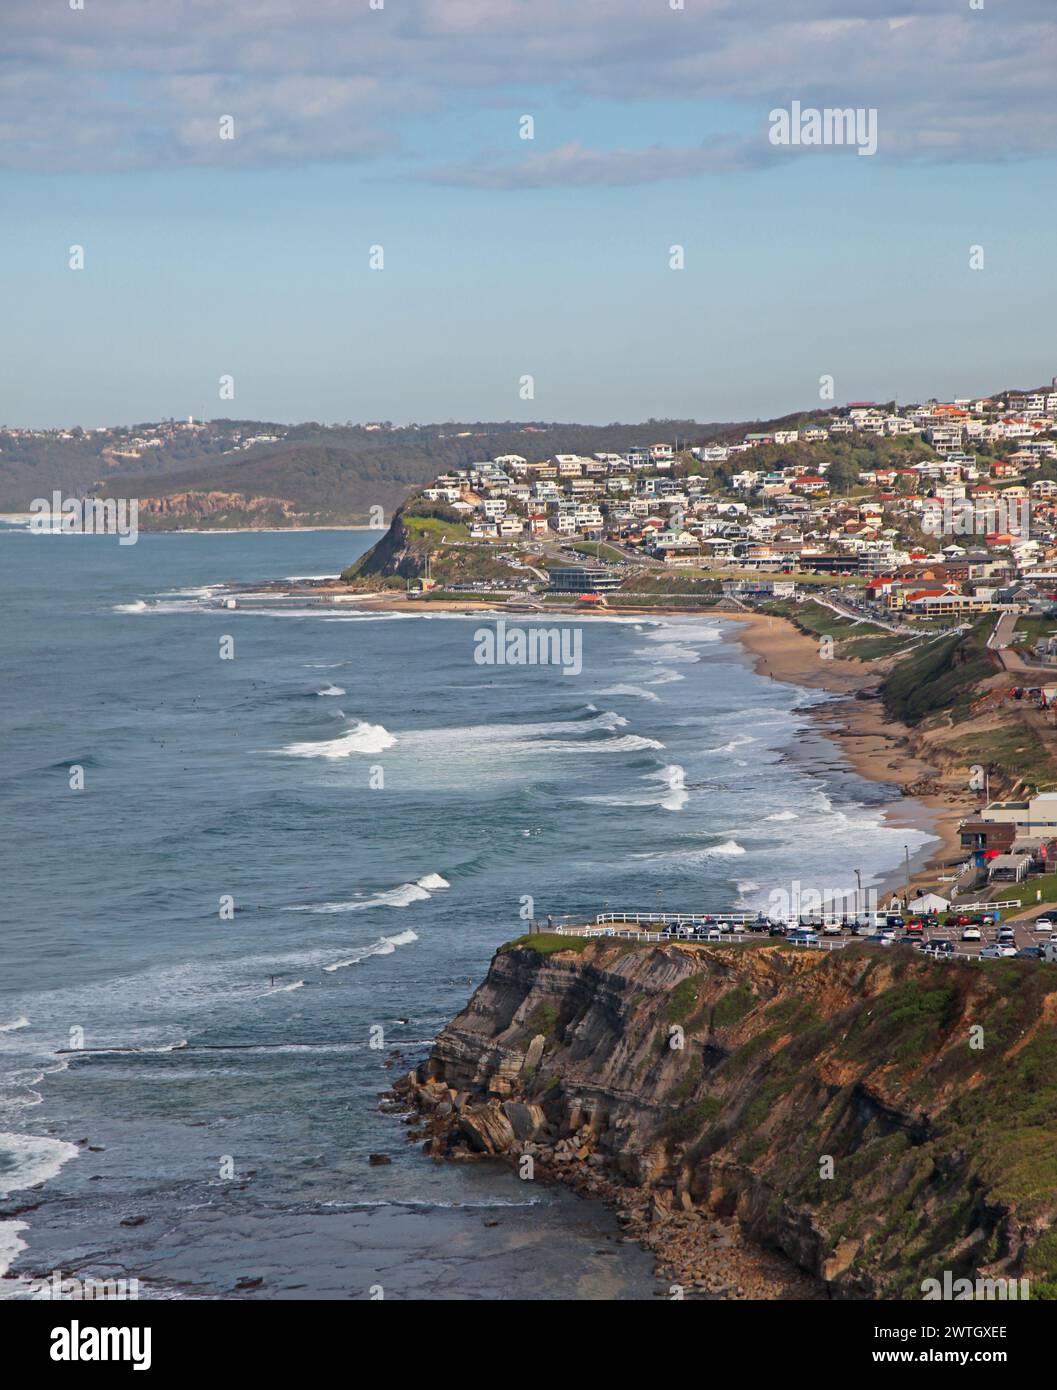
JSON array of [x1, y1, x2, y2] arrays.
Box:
[[280, 720, 396, 758], [323, 930, 419, 972]]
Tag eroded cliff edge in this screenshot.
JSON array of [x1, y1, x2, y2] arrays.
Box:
[[395, 935, 1057, 1299]]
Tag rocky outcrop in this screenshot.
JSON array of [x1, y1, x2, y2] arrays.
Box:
[[395, 936, 1057, 1300]]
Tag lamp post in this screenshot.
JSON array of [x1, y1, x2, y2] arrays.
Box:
[[855, 868, 863, 925], [904, 845, 911, 910]]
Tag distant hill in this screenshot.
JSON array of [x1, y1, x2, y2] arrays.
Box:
[[0, 417, 729, 527]]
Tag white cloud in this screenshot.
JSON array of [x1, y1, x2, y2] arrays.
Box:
[[1, 0, 1054, 176]]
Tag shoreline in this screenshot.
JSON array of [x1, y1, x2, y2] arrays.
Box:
[[721, 609, 974, 904]]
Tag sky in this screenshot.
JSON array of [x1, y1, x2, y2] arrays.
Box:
[[2, 0, 1056, 429]]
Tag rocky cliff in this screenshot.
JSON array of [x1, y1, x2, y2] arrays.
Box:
[[397, 935, 1057, 1299]]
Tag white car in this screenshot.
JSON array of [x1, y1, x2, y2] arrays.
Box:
[[961, 927, 982, 942], [1033, 918, 1054, 933], [822, 921, 843, 935], [998, 944, 1018, 957]]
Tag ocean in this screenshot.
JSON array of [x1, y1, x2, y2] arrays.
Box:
[[0, 526, 934, 1299]]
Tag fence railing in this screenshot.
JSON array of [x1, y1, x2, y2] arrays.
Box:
[[563, 925, 851, 950]]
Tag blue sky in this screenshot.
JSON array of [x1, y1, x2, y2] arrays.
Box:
[[2, 1, 1055, 427]]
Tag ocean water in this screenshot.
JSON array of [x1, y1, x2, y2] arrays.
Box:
[[0, 527, 933, 1299]]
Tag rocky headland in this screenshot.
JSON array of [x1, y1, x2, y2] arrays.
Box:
[[394, 934, 1057, 1300]]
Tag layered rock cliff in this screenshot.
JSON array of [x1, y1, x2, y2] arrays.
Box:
[[398, 935, 1057, 1299]]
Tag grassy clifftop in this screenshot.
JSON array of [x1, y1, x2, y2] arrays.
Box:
[[341, 500, 524, 587]]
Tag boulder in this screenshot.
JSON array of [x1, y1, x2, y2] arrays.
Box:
[[501, 1101, 547, 1142], [458, 1101, 517, 1155]]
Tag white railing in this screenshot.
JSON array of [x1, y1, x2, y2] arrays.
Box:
[[949, 899, 1021, 911], [561, 925, 851, 949]]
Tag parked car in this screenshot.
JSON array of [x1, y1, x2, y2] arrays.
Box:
[[961, 926, 982, 941], [997, 926, 1016, 941], [768, 924, 787, 937], [980, 946, 1002, 959], [997, 944, 1018, 958], [1016, 946, 1044, 959], [885, 915, 905, 929], [822, 921, 843, 936], [787, 929, 819, 945], [1033, 917, 1054, 933]]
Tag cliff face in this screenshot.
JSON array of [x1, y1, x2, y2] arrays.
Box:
[[401, 937, 1057, 1299]]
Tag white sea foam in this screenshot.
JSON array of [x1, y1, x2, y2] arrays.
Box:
[[260, 980, 306, 996], [0, 1220, 28, 1283], [635, 641, 701, 664], [592, 709, 628, 730], [633, 838, 747, 864], [283, 877, 440, 913], [584, 733, 664, 752], [416, 872, 450, 890], [0, 1017, 30, 1034], [323, 930, 419, 972], [281, 719, 396, 758], [764, 810, 798, 822], [315, 684, 346, 697], [648, 764, 689, 811], [0, 1132, 79, 1198], [595, 684, 660, 702], [578, 763, 688, 813], [112, 600, 148, 613], [644, 669, 684, 685], [697, 839, 747, 859], [703, 734, 756, 756]]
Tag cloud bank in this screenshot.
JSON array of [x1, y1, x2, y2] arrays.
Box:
[[2, 0, 1054, 179]]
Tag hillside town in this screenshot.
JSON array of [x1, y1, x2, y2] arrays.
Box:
[[406, 383, 1057, 625]]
